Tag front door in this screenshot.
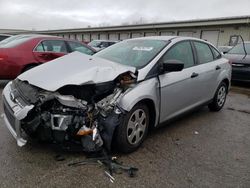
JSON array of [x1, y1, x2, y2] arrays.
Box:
[[158, 41, 201, 122]]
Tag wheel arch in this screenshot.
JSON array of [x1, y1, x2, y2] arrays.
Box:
[[21, 63, 40, 73], [221, 78, 230, 93], [135, 98, 157, 130], [118, 77, 160, 128]]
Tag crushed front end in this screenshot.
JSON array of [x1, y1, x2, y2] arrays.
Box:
[[2, 72, 136, 152]]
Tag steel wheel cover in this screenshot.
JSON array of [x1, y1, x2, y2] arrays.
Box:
[[127, 109, 147, 145]]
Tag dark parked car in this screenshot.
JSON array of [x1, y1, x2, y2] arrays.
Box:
[[218, 45, 233, 54], [0, 34, 96, 79], [224, 42, 250, 82], [88, 40, 118, 51]]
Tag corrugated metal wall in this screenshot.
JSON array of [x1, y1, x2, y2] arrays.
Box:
[[54, 25, 250, 47]]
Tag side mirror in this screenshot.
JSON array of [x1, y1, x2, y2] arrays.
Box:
[[161, 59, 184, 73]]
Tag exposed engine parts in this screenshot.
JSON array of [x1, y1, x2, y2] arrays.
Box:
[[97, 88, 123, 117], [12, 71, 136, 152]]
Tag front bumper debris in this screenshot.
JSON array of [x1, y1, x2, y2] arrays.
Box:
[[2, 82, 34, 146]]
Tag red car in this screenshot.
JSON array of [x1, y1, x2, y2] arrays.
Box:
[[0, 34, 96, 79]]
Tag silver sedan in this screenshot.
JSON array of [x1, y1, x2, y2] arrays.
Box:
[[2, 36, 231, 153]]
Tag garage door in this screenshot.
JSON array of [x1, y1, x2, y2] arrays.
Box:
[[109, 33, 119, 40], [91, 33, 98, 41], [99, 33, 108, 40], [120, 33, 130, 40], [76, 34, 82, 41], [70, 34, 76, 40], [132, 33, 142, 38], [160, 31, 174, 36], [145, 32, 157, 36], [201, 30, 219, 47], [83, 34, 90, 42], [178, 31, 194, 37], [64, 34, 70, 39]]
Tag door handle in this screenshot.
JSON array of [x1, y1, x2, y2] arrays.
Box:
[[191, 72, 199, 78], [215, 65, 221, 70]]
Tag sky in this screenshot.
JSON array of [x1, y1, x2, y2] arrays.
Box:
[[0, 0, 250, 31]]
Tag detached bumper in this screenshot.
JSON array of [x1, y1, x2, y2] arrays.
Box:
[[2, 82, 34, 147], [2, 113, 27, 146]]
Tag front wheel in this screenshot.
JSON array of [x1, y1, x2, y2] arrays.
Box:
[[208, 82, 228, 111], [114, 103, 149, 153]]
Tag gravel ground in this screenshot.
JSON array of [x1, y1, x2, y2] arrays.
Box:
[[0, 80, 249, 188]]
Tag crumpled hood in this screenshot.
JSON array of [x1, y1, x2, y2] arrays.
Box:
[[18, 52, 136, 91]]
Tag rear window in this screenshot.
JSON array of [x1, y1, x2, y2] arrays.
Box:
[[210, 46, 221, 59], [227, 43, 250, 55], [0, 35, 10, 41], [0, 35, 32, 48], [89, 40, 101, 47]]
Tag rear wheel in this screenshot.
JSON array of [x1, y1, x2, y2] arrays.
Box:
[[208, 82, 228, 111], [114, 103, 149, 153]]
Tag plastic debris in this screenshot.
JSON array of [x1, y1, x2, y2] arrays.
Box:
[[68, 149, 138, 183]]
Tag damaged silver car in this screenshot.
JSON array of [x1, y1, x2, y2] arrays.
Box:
[[2, 36, 231, 153]]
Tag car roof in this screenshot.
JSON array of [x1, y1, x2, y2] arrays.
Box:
[[126, 36, 219, 49], [12, 34, 61, 39], [127, 36, 209, 43], [127, 36, 176, 41]]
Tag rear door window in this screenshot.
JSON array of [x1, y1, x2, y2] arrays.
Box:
[[35, 40, 68, 53], [210, 45, 221, 60], [193, 41, 214, 64], [162, 41, 195, 68]]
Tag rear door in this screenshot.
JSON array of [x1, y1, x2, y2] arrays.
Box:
[[192, 41, 223, 101], [33, 40, 68, 63], [159, 41, 201, 122]]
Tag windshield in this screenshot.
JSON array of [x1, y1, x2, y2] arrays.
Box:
[[94, 39, 168, 68], [0, 35, 33, 48], [88, 41, 102, 47], [227, 43, 250, 55]]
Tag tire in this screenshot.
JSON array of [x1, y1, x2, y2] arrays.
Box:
[[114, 103, 149, 153], [208, 82, 228, 111]]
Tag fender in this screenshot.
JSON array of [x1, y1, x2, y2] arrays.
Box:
[[118, 77, 160, 127], [215, 62, 232, 91]]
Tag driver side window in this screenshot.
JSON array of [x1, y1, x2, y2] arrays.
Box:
[[162, 41, 195, 68]]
